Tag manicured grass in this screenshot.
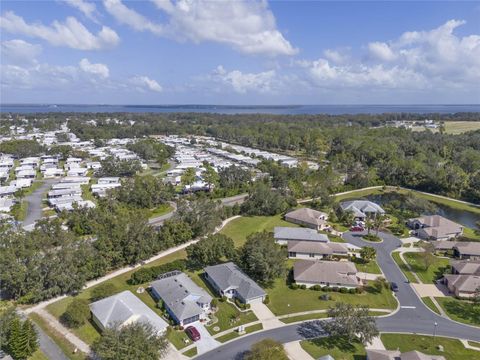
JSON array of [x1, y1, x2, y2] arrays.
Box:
[[182, 347, 198, 357], [381, 333, 480, 360], [29, 350, 49, 360], [42, 209, 57, 218], [391, 252, 418, 283], [362, 234, 382, 242], [463, 227, 480, 241], [206, 301, 258, 335], [266, 277, 397, 316], [216, 323, 263, 343], [444, 121, 480, 134], [46, 250, 187, 345], [280, 312, 328, 324], [149, 203, 173, 218], [435, 297, 480, 326], [421, 297, 441, 315], [219, 214, 298, 247], [403, 253, 449, 283], [167, 327, 191, 350], [468, 341, 480, 348], [352, 258, 382, 274], [301, 337, 366, 360], [333, 187, 385, 201], [29, 313, 86, 360]]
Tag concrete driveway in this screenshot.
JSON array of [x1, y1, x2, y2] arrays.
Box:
[[411, 283, 448, 297], [194, 323, 220, 354], [250, 301, 283, 329]]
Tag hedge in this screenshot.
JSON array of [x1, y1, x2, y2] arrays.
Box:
[[129, 259, 187, 285]]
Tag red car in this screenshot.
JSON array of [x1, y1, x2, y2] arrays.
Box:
[[350, 225, 364, 232], [185, 326, 201, 341]]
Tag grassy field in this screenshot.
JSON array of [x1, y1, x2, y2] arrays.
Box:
[[149, 203, 173, 218], [29, 350, 49, 360], [435, 297, 480, 326], [301, 337, 366, 360], [352, 258, 382, 274], [29, 313, 87, 360], [444, 121, 480, 134], [381, 333, 480, 359], [391, 252, 418, 283], [219, 214, 298, 247], [421, 297, 441, 315], [266, 278, 397, 316], [402, 253, 449, 283]]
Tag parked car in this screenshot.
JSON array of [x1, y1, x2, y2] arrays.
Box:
[[390, 282, 399, 292], [185, 326, 201, 341], [350, 225, 364, 232]]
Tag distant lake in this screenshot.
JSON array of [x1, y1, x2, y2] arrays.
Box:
[[1, 104, 480, 115], [366, 194, 480, 230]]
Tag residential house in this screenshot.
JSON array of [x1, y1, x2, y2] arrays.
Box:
[[0, 198, 14, 213], [453, 242, 480, 260], [284, 208, 329, 230], [433, 240, 457, 253], [274, 226, 329, 245], [366, 349, 445, 360], [288, 240, 349, 260], [443, 274, 480, 298], [204, 262, 266, 304], [90, 290, 168, 334], [150, 271, 212, 326], [293, 260, 360, 289], [339, 200, 385, 221], [451, 260, 480, 275], [0, 185, 16, 198], [16, 169, 36, 179], [407, 215, 463, 241]]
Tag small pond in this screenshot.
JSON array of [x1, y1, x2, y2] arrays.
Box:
[[363, 193, 480, 230]]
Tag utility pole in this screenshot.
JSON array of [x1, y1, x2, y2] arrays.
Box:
[[433, 321, 438, 348]]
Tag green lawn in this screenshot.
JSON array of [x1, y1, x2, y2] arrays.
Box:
[[219, 214, 298, 247], [166, 327, 191, 350], [216, 323, 263, 343], [402, 253, 449, 283], [352, 258, 382, 274], [468, 341, 480, 348], [11, 200, 28, 221], [182, 347, 198, 357], [149, 203, 173, 218], [381, 333, 480, 360], [280, 312, 328, 324], [266, 277, 397, 316], [29, 313, 86, 360], [463, 227, 480, 241], [421, 297, 441, 315], [391, 252, 418, 283], [29, 350, 49, 360], [206, 301, 258, 335], [435, 297, 480, 327], [301, 337, 366, 360]]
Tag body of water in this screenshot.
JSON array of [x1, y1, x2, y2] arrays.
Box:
[[1, 104, 480, 115]]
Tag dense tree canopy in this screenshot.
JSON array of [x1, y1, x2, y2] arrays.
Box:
[[186, 234, 235, 268], [0, 139, 44, 158], [127, 138, 174, 165], [97, 156, 142, 177]]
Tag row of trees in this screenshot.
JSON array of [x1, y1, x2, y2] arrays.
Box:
[[0, 309, 38, 360]]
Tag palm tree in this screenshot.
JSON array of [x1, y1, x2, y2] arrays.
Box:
[[374, 215, 385, 236], [365, 218, 374, 235]]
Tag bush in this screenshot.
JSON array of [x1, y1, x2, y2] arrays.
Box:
[[311, 285, 321, 291], [349, 288, 356, 294], [356, 287, 365, 294], [129, 259, 187, 285], [62, 298, 90, 328], [299, 284, 307, 290], [339, 287, 348, 293], [90, 283, 118, 302], [290, 283, 299, 290], [322, 286, 331, 292], [319, 294, 330, 301], [220, 296, 227, 302], [211, 298, 218, 308], [331, 287, 339, 292], [263, 295, 270, 304]]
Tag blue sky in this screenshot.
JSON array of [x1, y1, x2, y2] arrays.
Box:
[[1, 1, 479, 104]]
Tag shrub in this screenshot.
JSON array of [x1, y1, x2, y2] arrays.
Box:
[[220, 296, 227, 302], [90, 283, 118, 302], [356, 287, 365, 294], [339, 287, 348, 294], [263, 295, 270, 304], [348, 288, 356, 294], [323, 286, 331, 292], [290, 283, 299, 290], [129, 259, 187, 285], [62, 298, 90, 328], [311, 285, 321, 291], [319, 294, 330, 301], [300, 284, 307, 290], [331, 287, 339, 292], [245, 304, 251, 310], [211, 298, 218, 308]]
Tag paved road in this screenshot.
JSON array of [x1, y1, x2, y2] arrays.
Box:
[[22, 179, 58, 230], [196, 231, 480, 360]]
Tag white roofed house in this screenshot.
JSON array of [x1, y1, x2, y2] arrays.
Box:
[[0, 198, 15, 213], [339, 200, 385, 221], [274, 226, 329, 245], [16, 169, 36, 179], [42, 167, 64, 178], [90, 290, 168, 334], [287, 241, 349, 260], [0, 185, 16, 198], [67, 167, 88, 177]]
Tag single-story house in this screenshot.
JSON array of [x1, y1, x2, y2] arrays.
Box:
[[274, 226, 329, 245], [0, 198, 14, 212], [451, 260, 480, 275], [453, 242, 480, 260], [150, 271, 212, 326], [90, 290, 168, 334], [433, 240, 457, 253], [407, 215, 463, 241], [284, 208, 329, 230], [366, 349, 445, 360], [443, 274, 480, 298], [288, 240, 349, 260], [204, 262, 266, 304], [293, 260, 360, 289], [339, 200, 385, 221]]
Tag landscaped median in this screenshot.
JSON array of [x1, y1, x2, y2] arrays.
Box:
[[215, 323, 264, 343]]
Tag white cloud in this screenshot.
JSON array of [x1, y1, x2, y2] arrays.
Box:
[[103, 0, 163, 34], [323, 49, 349, 64], [212, 65, 277, 93], [63, 0, 98, 21], [0, 11, 119, 50], [368, 42, 396, 61], [1, 39, 42, 64], [79, 58, 109, 78], [130, 76, 163, 92], [104, 0, 296, 56]]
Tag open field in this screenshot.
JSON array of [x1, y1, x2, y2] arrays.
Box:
[[444, 121, 480, 134], [402, 252, 449, 283], [301, 337, 366, 360], [381, 333, 480, 359]]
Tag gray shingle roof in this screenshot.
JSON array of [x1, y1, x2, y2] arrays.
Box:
[[284, 208, 328, 227], [288, 240, 348, 255], [454, 242, 480, 256], [294, 260, 359, 287], [204, 262, 266, 301], [151, 272, 212, 322], [89, 290, 168, 333], [274, 227, 329, 242]]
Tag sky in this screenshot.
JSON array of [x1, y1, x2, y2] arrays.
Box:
[[1, 0, 480, 105]]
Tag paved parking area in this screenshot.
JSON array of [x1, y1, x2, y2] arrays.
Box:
[[194, 323, 220, 354]]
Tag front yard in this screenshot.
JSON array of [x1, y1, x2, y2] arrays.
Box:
[[352, 258, 382, 274], [381, 333, 480, 359], [391, 252, 418, 283], [266, 277, 397, 316], [301, 337, 366, 360], [402, 252, 449, 283], [434, 297, 480, 327]]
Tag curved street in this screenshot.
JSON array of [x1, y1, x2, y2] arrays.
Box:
[[196, 231, 480, 360]]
